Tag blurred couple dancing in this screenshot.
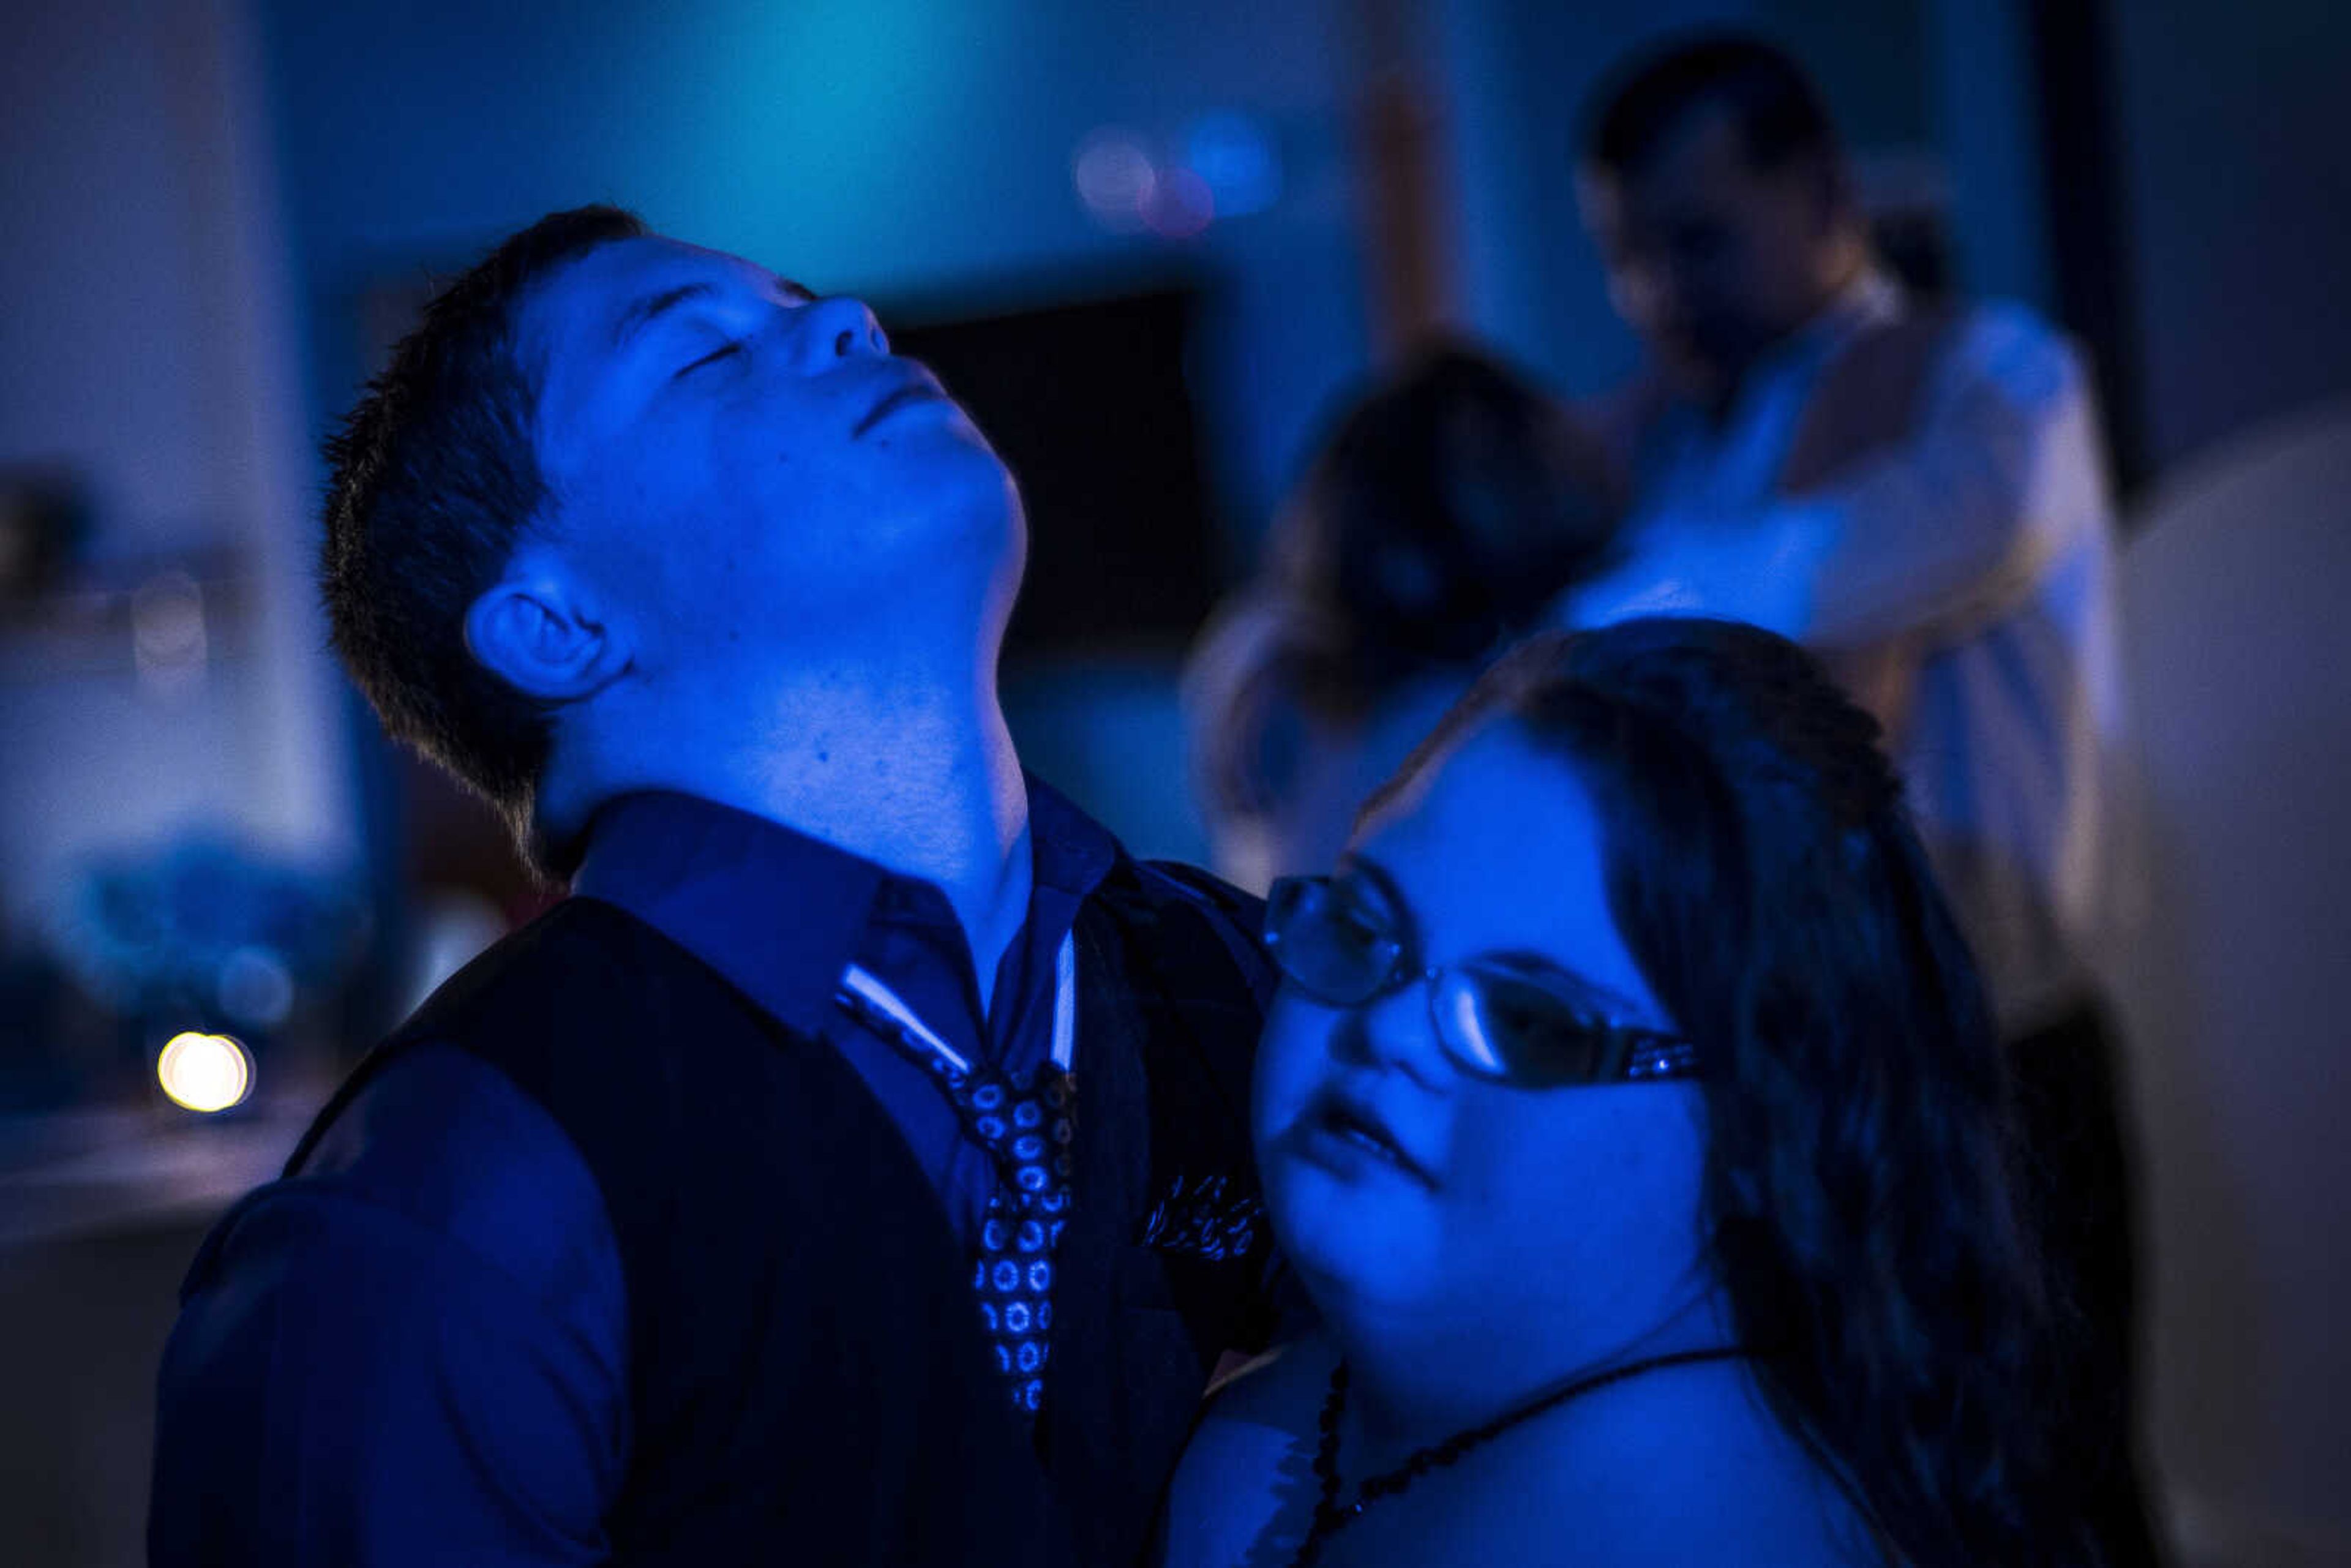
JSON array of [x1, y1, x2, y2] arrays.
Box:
[[151, 31, 2151, 1568]]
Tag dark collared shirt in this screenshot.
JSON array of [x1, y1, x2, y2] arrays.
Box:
[[572, 784, 1116, 1242], [151, 781, 1121, 1566]]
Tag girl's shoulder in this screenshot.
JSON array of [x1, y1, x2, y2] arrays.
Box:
[[1156, 1334, 1340, 1568], [1447, 1362, 1882, 1567], [1203, 1329, 1340, 1427]]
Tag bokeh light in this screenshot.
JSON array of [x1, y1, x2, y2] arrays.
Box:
[[130, 569, 209, 693], [1074, 113, 1280, 238], [1073, 126, 1158, 233], [1143, 165, 1215, 239], [1182, 110, 1281, 218], [156, 1031, 252, 1114], [217, 945, 296, 1030]]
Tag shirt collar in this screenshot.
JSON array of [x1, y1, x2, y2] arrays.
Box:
[[1024, 773, 1123, 908], [569, 792, 887, 1037], [1657, 266, 1905, 452], [1768, 265, 1905, 380], [565, 779, 1123, 1038]]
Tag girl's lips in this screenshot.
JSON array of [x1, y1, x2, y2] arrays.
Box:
[[1290, 1086, 1438, 1188]]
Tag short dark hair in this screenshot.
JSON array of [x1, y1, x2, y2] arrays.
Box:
[[320, 204, 650, 864], [1583, 31, 1841, 179]]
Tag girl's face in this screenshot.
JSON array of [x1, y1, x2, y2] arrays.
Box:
[[1253, 718, 1712, 1332]]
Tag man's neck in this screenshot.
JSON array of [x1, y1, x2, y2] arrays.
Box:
[[576, 654, 1036, 1011], [1693, 248, 1880, 423]]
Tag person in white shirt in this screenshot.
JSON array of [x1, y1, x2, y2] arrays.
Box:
[[1554, 32, 2159, 1566]]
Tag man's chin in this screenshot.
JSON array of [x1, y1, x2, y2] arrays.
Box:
[[1657, 339, 1754, 405], [1657, 354, 1725, 402], [924, 457, 1024, 576], [927, 418, 1014, 487]]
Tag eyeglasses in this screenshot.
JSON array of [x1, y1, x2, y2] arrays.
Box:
[[1263, 874, 1700, 1087]]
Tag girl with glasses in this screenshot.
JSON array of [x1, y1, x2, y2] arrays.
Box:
[[1160, 617, 2090, 1567]]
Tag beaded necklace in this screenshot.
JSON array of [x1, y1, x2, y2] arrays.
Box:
[[1291, 1345, 1749, 1566]]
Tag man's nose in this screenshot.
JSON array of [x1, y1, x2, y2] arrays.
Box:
[[793, 294, 889, 364]]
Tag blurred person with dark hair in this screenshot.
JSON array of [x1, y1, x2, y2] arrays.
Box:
[[1183, 346, 1622, 892], [1553, 32, 2153, 1564], [149, 207, 1294, 1568], [1161, 619, 2095, 1567]]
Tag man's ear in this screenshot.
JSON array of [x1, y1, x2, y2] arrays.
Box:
[[463, 558, 631, 703]]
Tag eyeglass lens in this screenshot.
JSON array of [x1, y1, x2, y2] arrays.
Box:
[[1267, 876, 1699, 1087]]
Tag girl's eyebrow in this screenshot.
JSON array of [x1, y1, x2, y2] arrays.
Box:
[[1337, 851, 1655, 1021], [1330, 850, 1400, 906], [1330, 852, 1422, 954]]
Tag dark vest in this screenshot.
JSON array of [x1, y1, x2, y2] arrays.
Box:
[[282, 859, 1277, 1568]]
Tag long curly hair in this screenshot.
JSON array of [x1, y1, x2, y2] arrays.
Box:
[[1380, 617, 2093, 1566]]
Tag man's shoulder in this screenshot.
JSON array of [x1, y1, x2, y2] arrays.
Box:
[[253, 900, 713, 1286], [1944, 293, 2062, 345], [157, 1041, 629, 1565], [1577, 372, 1679, 475], [1160, 1335, 1335, 1568], [176, 1039, 622, 1352], [298, 1043, 593, 1202], [1108, 858, 1275, 1004], [361, 898, 673, 1052], [1078, 861, 1275, 1128], [1199, 1329, 1337, 1428], [271, 901, 655, 1163], [282, 1043, 617, 1293], [1937, 296, 2088, 409], [389, 895, 751, 1072], [1130, 858, 1268, 932]]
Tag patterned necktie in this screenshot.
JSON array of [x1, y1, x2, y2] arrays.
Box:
[[831, 935, 1076, 1422]]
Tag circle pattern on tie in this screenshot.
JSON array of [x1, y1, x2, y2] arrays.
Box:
[[834, 986, 1076, 1424]]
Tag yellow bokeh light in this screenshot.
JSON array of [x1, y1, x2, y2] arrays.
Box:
[[157, 1031, 252, 1114]]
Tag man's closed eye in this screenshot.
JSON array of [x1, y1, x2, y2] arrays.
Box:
[[676, 341, 745, 378]]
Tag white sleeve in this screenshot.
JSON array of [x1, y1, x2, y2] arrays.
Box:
[[1553, 308, 2110, 655]]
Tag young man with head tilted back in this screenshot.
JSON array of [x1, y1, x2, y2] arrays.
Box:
[[149, 207, 1289, 1568]]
